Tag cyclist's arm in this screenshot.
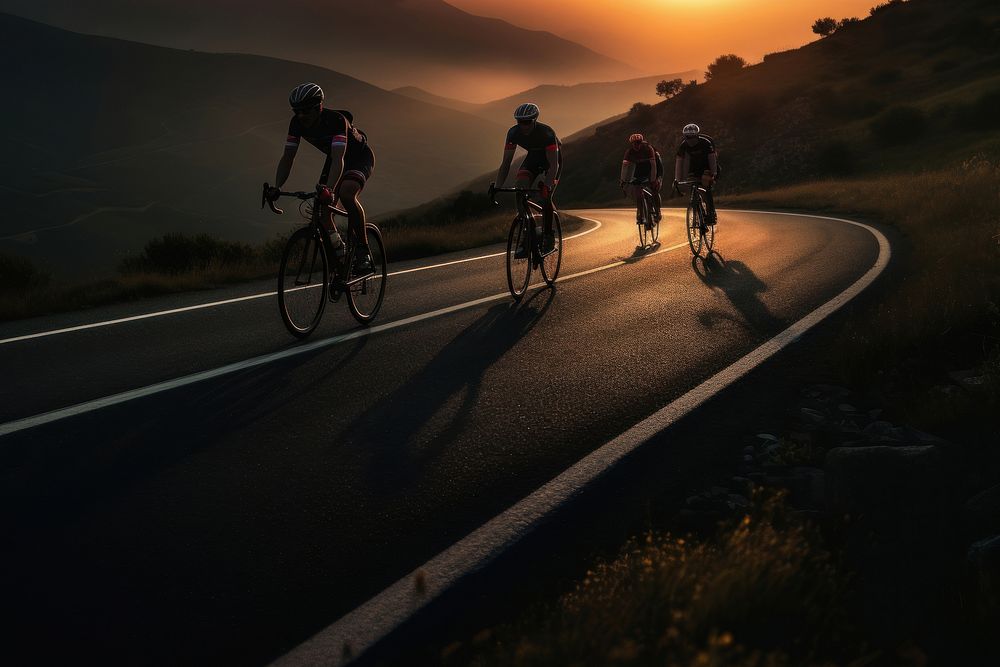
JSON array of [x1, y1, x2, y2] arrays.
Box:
[[544, 144, 559, 187], [275, 136, 298, 188], [674, 156, 685, 182], [323, 135, 348, 190], [620, 156, 634, 183], [496, 147, 515, 186]]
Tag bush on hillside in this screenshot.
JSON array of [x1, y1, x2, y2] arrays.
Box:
[[655, 78, 684, 99], [869, 105, 925, 145], [816, 141, 856, 175], [705, 54, 748, 81], [0, 253, 49, 291], [812, 17, 838, 37], [120, 233, 258, 274], [870, 0, 906, 15], [379, 190, 496, 231]]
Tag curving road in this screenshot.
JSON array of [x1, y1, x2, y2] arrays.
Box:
[[0, 208, 885, 665]]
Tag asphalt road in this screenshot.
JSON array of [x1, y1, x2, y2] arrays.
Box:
[[0, 208, 882, 665]]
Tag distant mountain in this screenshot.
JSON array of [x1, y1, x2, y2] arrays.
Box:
[[394, 72, 700, 137], [545, 0, 1000, 205], [0, 13, 504, 276], [0, 0, 638, 101]]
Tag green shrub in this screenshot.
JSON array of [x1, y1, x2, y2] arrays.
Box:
[[869, 105, 925, 145]]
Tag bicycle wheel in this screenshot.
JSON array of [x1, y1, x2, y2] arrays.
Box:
[[649, 194, 660, 244], [278, 227, 328, 338], [541, 211, 563, 286], [702, 205, 715, 254], [636, 197, 649, 248], [686, 202, 705, 257], [506, 216, 531, 300], [347, 223, 388, 325]]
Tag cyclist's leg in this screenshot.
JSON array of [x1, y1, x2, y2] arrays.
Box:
[[336, 149, 373, 249], [651, 179, 663, 220], [701, 171, 717, 222], [542, 177, 557, 236]]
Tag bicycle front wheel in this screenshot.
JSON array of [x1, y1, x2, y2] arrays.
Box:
[[278, 227, 329, 338], [686, 203, 705, 257], [506, 216, 531, 300], [702, 207, 715, 254], [541, 211, 562, 286], [347, 223, 388, 325]]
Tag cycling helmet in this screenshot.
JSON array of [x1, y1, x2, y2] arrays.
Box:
[[682, 123, 701, 137], [513, 103, 540, 121], [289, 82, 324, 109], [629, 133, 645, 143]]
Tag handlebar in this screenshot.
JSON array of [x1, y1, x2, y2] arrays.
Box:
[[488, 181, 543, 206], [261, 182, 324, 215]]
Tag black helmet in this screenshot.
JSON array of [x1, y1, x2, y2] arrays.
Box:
[[289, 82, 324, 110]]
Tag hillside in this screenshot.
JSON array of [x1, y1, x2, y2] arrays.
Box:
[[394, 72, 700, 136], [542, 0, 1000, 205], [0, 13, 504, 277], [0, 0, 637, 101]]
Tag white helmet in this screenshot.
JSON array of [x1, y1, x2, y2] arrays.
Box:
[[682, 123, 701, 137], [289, 82, 324, 110], [513, 103, 540, 121]]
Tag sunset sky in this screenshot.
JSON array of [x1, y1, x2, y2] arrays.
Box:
[[449, 0, 878, 74]]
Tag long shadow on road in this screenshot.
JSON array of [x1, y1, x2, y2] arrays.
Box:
[[692, 251, 783, 338], [342, 288, 556, 490]]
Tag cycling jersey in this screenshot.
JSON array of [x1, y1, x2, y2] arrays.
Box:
[[287, 108, 368, 162], [623, 141, 656, 180], [287, 108, 375, 186], [504, 121, 560, 154], [676, 134, 716, 175]]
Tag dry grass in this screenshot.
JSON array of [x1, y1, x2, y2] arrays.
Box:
[[452, 494, 855, 667], [0, 214, 585, 322], [722, 157, 1000, 417]]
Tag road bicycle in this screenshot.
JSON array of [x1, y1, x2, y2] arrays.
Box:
[[624, 177, 659, 248], [674, 179, 715, 257], [262, 183, 387, 338], [489, 183, 563, 301]]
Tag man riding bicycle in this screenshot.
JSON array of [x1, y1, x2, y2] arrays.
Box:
[[619, 133, 663, 225], [267, 82, 376, 275], [674, 123, 718, 225], [494, 103, 562, 257]]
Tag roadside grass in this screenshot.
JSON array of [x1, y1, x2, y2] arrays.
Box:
[[720, 157, 1000, 432], [446, 493, 858, 667], [0, 212, 583, 323]]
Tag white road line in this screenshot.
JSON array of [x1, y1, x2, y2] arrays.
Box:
[[0, 219, 603, 346], [0, 237, 686, 438], [270, 214, 891, 667]]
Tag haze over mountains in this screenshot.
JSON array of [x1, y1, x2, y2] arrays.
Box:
[[0, 13, 505, 275], [0, 0, 638, 101], [394, 72, 700, 137]]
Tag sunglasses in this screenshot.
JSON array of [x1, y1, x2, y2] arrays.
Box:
[[517, 119, 535, 126], [293, 105, 320, 115]]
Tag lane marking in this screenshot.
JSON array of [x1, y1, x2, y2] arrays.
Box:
[[271, 214, 891, 666], [0, 236, 687, 437], [0, 219, 603, 346]]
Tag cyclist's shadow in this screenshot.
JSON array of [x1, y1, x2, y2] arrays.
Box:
[[341, 289, 556, 486], [691, 251, 782, 336]]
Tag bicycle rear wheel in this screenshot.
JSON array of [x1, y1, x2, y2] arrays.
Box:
[[278, 227, 328, 338], [506, 216, 531, 301], [636, 197, 649, 248], [686, 203, 705, 257], [541, 211, 562, 286], [347, 223, 388, 325]]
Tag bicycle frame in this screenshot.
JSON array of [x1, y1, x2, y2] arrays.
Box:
[[490, 186, 553, 260]]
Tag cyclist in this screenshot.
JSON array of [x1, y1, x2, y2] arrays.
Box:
[[494, 103, 562, 256], [267, 82, 376, 275], [674, 123, 718, 224], [619, 133, 663, 226]]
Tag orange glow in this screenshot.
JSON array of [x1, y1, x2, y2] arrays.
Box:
[[449, 0, 878, 73]]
